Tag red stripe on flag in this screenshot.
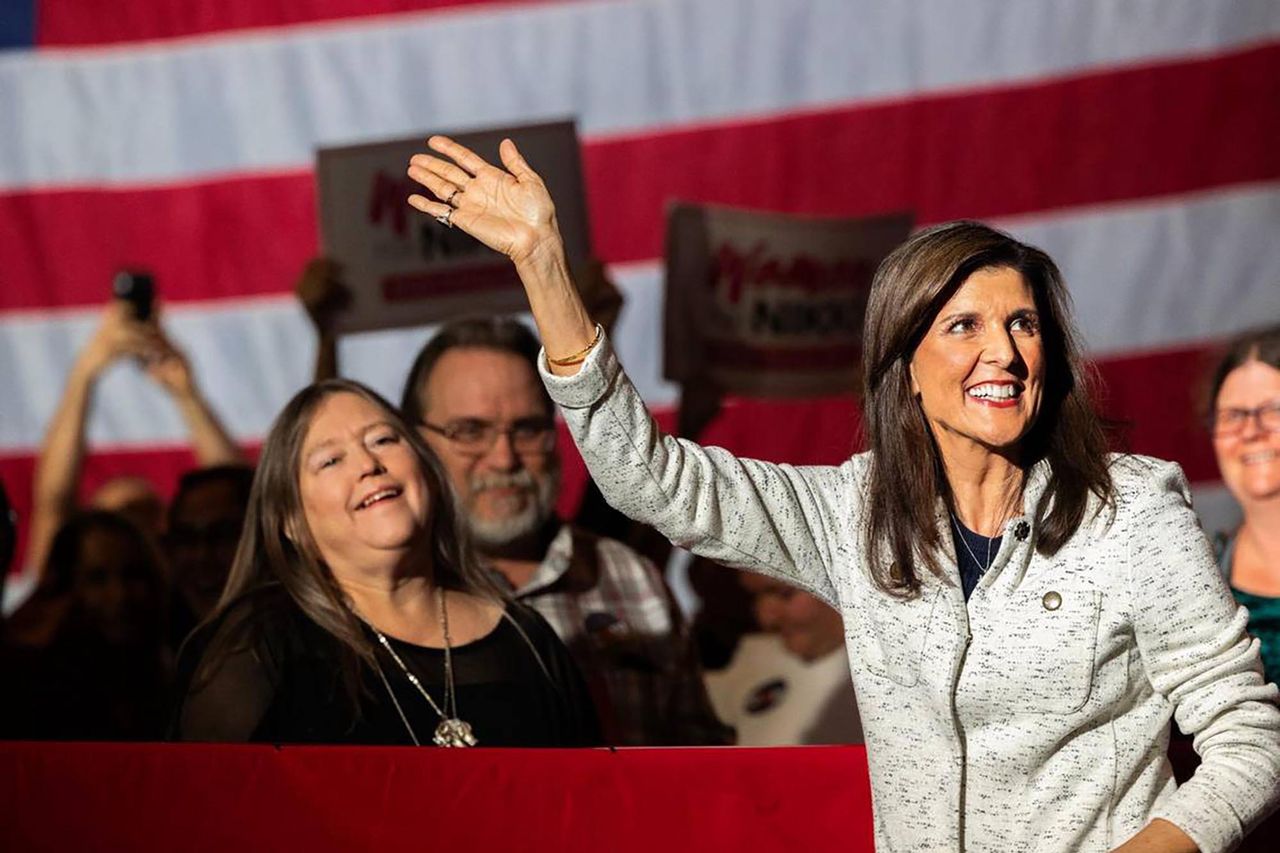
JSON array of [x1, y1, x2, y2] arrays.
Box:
[[0, 344, 1224, 576], [36, 0, 565, 49], [1093, 343, 1223, 485], [584, 42, 1280, 267], [0, 173, 319, 312], [3, 44, 1277, 313]]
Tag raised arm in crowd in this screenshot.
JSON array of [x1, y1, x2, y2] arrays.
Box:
[[26, 301, 242, 578]]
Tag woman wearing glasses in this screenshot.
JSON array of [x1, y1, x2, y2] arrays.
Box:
[[1209, 325, 1280, 686], [405, 136, 1280, 852]]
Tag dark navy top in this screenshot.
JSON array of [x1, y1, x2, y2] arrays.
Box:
[[951, 518, 1002, 601]]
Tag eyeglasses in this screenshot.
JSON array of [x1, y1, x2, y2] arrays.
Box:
[[1210, 401, 1280, 437], [421, 416, 556, 455]]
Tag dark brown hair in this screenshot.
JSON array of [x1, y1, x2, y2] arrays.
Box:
[[399, 315, 550, 425], [196, 379, 502, 696], [1207, 324, 1280, 411], [861, 221, 1114, 596]]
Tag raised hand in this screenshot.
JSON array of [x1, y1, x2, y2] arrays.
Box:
[[406, 136, 562, 268], [143, 332, 196, 398], [137, 307, 244, 464], [408, 135, 595, 374], [76, 301, 154, 380], [295, 257, 351, 333]]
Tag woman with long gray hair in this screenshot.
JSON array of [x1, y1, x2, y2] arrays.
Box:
[[405, 136, 1280, 851], [170, 379, 599, 747]]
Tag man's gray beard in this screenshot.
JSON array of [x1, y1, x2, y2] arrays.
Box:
[[464, 468, 560, 549]]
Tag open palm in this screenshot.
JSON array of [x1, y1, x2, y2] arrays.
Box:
[[407, 136, 559, 265]]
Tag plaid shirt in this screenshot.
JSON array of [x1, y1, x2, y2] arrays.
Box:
[[499, 525, 732, 746]]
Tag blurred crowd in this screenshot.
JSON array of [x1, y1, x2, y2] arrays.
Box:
[[0, 259, 1276, 749], [0, 262, 853, 747]]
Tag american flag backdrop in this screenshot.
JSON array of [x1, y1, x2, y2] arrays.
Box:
[[1, 0, 1278, 586]]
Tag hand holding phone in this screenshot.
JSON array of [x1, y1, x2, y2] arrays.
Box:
[[112, 270, 155, 322]]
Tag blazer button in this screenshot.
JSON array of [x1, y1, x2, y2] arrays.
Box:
[[1042, 591, 1062, 611], [1014, 521, 1030, 541]]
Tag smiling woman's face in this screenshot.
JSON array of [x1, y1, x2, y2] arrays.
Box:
[[909, 266, 1045, 460], [296, 392, 431, 576], [1212, 359, 1280, 509]]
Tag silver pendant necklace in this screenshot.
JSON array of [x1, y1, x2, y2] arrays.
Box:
[[952, 512, 995, 571], [366, 589, 478, 748]]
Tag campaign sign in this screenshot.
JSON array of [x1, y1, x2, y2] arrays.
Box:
[[317, 120, 591, 333], [664, 204, 912, 397]]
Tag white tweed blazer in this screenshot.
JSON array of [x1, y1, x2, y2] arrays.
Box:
[[541, 335, 1280, 853]]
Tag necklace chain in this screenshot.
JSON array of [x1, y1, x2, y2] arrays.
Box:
[[952, 512, 996, 571], [363, 589, 477, 747]]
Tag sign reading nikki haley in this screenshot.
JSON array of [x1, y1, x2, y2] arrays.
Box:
[[664, 204, 911, 397], [316, 120, 591, 334]]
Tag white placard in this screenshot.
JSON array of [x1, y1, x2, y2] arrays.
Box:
[[317, 120, 591, 333], [664, 203, 912, 398]]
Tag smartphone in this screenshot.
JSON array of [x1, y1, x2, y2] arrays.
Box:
[[112, 270, 155, 321]]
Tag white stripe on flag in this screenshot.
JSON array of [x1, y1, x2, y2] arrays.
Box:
[[994, 184, 1280, 355], [1, 182, 1277, 451], [1, 0, 1277, 190]]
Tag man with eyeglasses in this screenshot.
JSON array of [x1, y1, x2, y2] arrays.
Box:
[[399, 316, 730, 746]]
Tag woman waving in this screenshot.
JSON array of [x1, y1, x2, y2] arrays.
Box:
[[407, 137, 1280, 852]]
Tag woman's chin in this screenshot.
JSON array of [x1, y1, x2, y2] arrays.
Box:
[[935, 417, 1033, 457], [316, 519, 422, 563], [1236, 479, 1280, 506], [960, 431, 1027, 456]]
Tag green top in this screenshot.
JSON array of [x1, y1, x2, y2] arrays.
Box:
[[1217, 532, 1280, 687], [1231, 587, 1280, 688]]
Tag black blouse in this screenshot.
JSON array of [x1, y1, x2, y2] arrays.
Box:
[[170, 585, 601, 747]]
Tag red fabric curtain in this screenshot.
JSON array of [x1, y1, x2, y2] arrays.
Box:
[[1, 742, 874, 852]]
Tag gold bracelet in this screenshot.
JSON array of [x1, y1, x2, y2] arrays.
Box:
[[547, 325, 603, 367]]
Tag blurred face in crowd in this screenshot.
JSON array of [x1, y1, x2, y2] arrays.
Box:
[[166, 479, 246, 618], [297, 392, 431, 577], [91, 476, 165, 538], [72, 525, 160, 646], [1212, 358, 1280, 509], [909, 266, 1045, 461], [416, 347, 559, 550], [740, 574, 845, 662]]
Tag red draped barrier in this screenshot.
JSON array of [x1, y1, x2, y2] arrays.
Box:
[[0, 742, 874, 853]]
